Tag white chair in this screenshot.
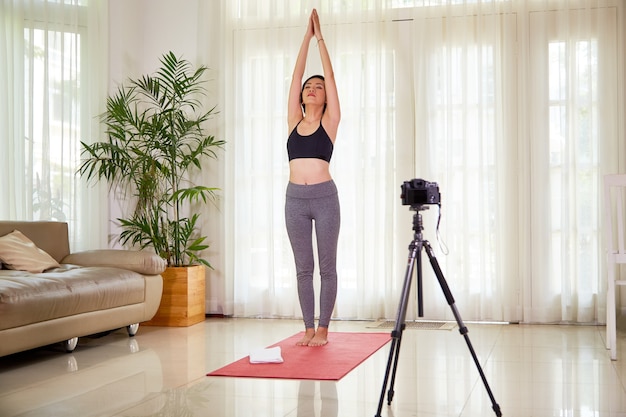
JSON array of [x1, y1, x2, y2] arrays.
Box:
[[603, 174, 626, 360]]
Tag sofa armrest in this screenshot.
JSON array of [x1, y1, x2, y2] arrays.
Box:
[[62, 250, 166, 275]]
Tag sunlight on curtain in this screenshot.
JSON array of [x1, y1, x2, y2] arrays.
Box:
[[527, 4, 619, 323], [223, 2, 402, 320], [223, 0, 622, 323], [0, 0, 108, 250], [407, 4, 520, 322]]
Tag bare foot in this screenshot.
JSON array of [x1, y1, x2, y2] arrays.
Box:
[[297, 328, 316, 346], [308, 326, 328, 347]]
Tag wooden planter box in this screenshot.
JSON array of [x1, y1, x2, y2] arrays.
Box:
[[143, 265, 206, 327]]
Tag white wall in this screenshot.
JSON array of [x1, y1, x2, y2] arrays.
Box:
[[108, 0, 227, 314]]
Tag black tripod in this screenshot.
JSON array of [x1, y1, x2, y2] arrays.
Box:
[[375, 205, 502, 417]]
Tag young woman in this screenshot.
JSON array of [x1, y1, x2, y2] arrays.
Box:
[[285, 9, 341, 347]]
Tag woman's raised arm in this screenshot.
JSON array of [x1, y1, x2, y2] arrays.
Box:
[[287, 13, 314, 131], [311, 9, 340, 141]]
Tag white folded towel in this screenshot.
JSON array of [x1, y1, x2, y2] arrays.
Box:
[[249, 346, 284, 364]]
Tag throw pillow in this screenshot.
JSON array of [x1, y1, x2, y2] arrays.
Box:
[[0, 230, 60, 273]]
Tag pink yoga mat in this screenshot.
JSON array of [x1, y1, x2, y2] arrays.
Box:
[[207, 331, 391, 381]]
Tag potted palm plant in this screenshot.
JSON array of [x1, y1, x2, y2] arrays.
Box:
[[79, 51, 224, 326]]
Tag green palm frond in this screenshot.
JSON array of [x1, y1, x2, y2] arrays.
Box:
[[79, 51, 224, 266]]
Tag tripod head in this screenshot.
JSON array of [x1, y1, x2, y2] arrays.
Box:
[[409, 204, 429, 212], [409, 204, 429, 237]]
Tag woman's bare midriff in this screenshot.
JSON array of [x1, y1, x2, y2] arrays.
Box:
[[289, 158, 332, 185]]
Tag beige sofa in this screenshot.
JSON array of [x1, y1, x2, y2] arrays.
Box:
[[0, 221, 165, 357]]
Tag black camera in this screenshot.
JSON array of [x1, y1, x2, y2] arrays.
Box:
[[401, 179, 441, 206]]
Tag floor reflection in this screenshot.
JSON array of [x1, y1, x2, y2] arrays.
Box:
[[0, 318, 624, 417], [297, 380, 338, 417], [0, 332, 162, 417]]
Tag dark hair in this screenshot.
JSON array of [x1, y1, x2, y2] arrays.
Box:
[[300, 75, 326, 114]]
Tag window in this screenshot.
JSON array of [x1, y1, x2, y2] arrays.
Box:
[[25, 24, 84, 221], [2, 0, 107, 250], [528, 6, 618, 322]]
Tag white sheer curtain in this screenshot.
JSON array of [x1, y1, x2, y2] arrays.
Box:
[[223, 2, 404, 321], [405, 3, 521, 322], [526, 3, 620, 323], [222, 0, 622, 324], [0, 0, 108, 251]]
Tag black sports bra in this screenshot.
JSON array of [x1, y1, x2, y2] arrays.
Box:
[[287, 121, 334, 162]]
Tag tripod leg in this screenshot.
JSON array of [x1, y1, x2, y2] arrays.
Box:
[[375, 336, 399, 416], [422, 241, 502, 417], [386, 329, 403, 406], [417, 247, 424, 317], [375, 241, 419, 417]]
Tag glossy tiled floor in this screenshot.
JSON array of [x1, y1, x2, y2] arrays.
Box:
[[0, 317, 625, 417]]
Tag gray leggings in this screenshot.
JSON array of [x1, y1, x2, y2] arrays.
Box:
[[285, 180, 340, 329]]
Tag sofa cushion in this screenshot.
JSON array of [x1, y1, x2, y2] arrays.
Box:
[[0, 230, 60, 273], [0, 266, 146, 331]]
